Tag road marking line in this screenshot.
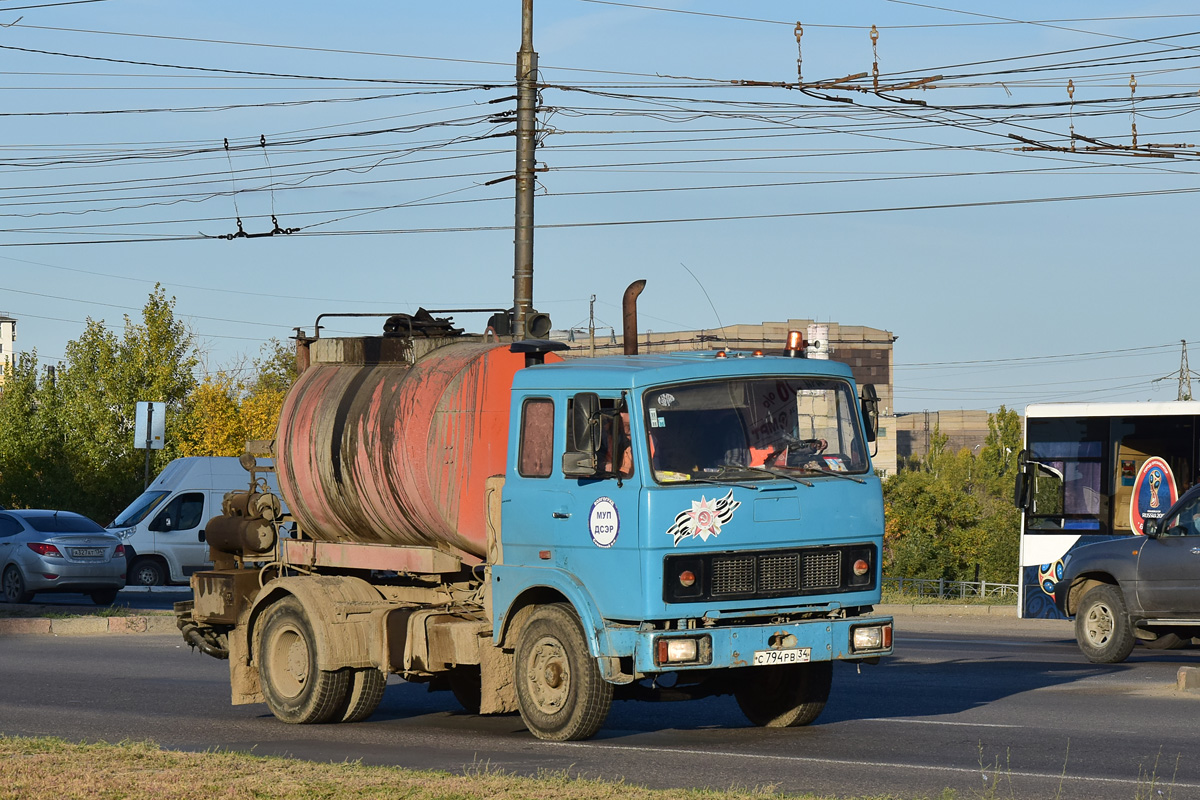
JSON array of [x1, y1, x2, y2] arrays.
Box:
[[860, 717, 1024, 728], [897, 637, 1070, 647], [552, 742, 1200, 788]]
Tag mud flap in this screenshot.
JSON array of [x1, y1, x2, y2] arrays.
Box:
[[228, 626, 263, 705], [479, 642, 518, 714]]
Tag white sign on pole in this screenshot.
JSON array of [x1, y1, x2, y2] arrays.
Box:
[[135, 401, 166, 450]]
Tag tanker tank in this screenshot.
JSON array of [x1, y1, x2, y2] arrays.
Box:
[[275, 336, 561, 561]]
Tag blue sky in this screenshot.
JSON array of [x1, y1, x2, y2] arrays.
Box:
[[2, 1, 1198, 412]]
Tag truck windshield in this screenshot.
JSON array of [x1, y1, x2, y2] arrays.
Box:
[[644, 377, 868, 484], [108, 490, 170, 528]]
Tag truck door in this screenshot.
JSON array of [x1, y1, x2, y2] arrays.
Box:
[[505, 394, 643, 621], [552, 395, 643, 619], [1135, 496, 1200, 614], [149, 491, 210, 577]]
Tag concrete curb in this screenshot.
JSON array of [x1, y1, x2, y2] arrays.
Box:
[[0, 615, 176, 637]]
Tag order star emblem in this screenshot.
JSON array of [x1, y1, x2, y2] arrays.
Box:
[[687, 496, 721, 541], [665, 489, 742, 546]]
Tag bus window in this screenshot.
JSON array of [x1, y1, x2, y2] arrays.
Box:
[[1026, 440, 1102, 532], [1111, 416, 1195, 533]]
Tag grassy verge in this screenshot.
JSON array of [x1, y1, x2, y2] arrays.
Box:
[[0, 736, 884, 800], [0, 603, 172, 619]]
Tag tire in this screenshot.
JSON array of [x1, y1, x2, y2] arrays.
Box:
[[2, 565, 34, 604], [335, 668, 387, 723], [90, 589, 120, 606], [1074, 584, 1135, 664], [734, 661, 832, 728], [1142, 632, 1189, 650], [255, 596, 351, 724], [515, 603, 613, 741], [449, 665, 482, 714], [127, 557, 166, 587]]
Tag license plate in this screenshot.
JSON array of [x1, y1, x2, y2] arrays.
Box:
[[753, 647, 811, 666], [71, 548, 106, 558]]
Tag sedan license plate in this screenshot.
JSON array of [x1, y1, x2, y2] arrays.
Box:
[[753, 647, 811, 666], [70, 547, 106, 558]]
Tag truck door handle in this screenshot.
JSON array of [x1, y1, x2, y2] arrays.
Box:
[[552, 511, 571, 519], [198, 530, 206, 543]]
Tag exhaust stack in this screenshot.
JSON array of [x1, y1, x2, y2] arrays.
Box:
[[622, 280, 647, 355]]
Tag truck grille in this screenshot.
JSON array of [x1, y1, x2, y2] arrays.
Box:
[[664, 544, 874, 604], [803, 551, 841, 589], [759, 553, 800, 592], [712, 557, 755, 595]]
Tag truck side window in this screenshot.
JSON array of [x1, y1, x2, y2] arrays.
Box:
[[519, 398, 555, 478]]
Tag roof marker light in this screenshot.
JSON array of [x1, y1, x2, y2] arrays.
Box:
[[786, 330, 806, 358]]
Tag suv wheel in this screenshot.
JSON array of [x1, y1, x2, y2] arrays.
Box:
[[1075, 584, 1135, 664]]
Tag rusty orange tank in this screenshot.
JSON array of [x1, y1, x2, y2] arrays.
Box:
[[275, 340, 559, 560]]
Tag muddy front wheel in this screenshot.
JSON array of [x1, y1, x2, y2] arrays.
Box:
[[255, 596, 350, 724], [515, 603, 612, 741]]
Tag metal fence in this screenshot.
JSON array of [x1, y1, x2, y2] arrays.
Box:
[[882, 576, 1018, 602]]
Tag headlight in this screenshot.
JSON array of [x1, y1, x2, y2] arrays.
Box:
[[851, 623, 892, 653], [111, 527, 136, 541], [653, 635, 712, 666]]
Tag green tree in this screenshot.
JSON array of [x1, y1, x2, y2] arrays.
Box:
[[54, 286, 198, 522], [883, 411, 1022, 585], [0, 352, 72, 509]]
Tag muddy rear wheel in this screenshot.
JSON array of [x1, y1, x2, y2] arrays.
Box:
[[450, 665, 482, 714], [336, 668, 386, 723], [255, 596, 350, 724]]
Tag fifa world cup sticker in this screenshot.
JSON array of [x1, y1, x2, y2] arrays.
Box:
[[1130, 457, 1177, 535]]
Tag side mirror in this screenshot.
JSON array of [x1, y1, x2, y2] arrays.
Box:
[[1144, 519, 1162, 537], [1013, 472, 1030, 510], [570, 392, 601, 452], [860, 384, 879, 443], [562, 451, 598, 478], [563, 392, 601, 478], [150, 514, 171, 532]]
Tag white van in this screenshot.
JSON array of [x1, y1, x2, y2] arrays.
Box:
[[107, 456, 280, 586]]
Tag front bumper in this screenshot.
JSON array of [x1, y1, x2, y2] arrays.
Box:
[[618, 615, 893, 674]]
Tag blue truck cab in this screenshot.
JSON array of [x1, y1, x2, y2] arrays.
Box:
[[493, 349, 893, 739]]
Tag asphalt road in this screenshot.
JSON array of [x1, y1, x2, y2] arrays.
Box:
[[2, 614, 1199, 799]]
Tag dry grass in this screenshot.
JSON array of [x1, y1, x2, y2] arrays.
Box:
[[0, 736, 901, 800]]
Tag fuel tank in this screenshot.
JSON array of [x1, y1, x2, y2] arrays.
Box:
[[275, 338, 557, 560]]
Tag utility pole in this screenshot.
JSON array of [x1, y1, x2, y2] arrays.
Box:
[[588, 294, 596, 357], [512, 0, 537, 340], [1179, 340, 1193, 401]]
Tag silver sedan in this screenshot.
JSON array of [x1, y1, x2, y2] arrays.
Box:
[[0, 509, 126, 605]]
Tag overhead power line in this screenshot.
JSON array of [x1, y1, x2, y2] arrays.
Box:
[[573, 1, 1200, 31]]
